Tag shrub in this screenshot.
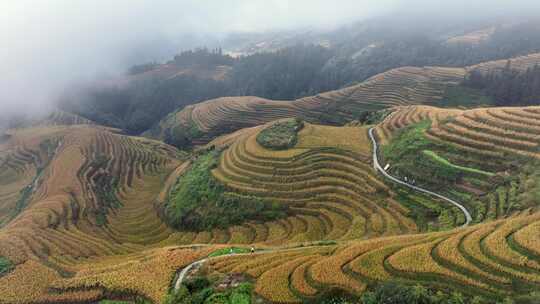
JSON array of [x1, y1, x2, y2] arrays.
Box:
[[208, 248, 250, 258], [88, 155, 122, 226], [165, 122, 204, 149], [256, 118, 304, 150], [166, 282, 253, 304], [359, 281, 487, 304], [186, 277, 212, 292], [0, 257, 13, 276], [304, 289, 358, 304]]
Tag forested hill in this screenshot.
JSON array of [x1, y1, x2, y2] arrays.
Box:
[[60, 19, 540, 135], [145, 52, 540, 149]]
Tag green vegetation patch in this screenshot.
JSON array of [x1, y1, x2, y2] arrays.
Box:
[[382, 120, 493, 189], [393, 187, 458, 231], [89, 155, 122, 226], [512, 161, 540, 211], [382, 120, 460, 186], [359, 281, 496, 304], [358, 109, 394, 125], [164, 120, 204, 149], [164, 151, 288, 231], [433, 85, 494, 108], [166, 277, 253, 304], [208, 247, 251, 258], [99, 299, 150, 304], [381, 119, 540, 226], [256, 118, 304, 150], [359, 280, 540, 304], [0, 256, 14, 277], [423, 150, 494, 177]]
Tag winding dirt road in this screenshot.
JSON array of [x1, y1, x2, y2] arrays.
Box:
[[368, 127, 472, 226]]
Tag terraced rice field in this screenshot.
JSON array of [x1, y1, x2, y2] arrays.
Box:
[[467, 52, 540, 75], [0, 126, 178, 250], [7, 109, 540, 302], [375, 105, 463, 144], [427, 106, 540, 159], [35, 110, 95, 127], [377, 105, 540, 158], [0, 126, 70, 227], [207, 211, 540, 303], [0, 123, 194, 301], [446, 27, 495, 45], [0, 245, 216, 303], [210, 123, 419, 243]]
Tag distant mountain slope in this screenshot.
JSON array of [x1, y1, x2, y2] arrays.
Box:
[[0, 110, 94, 132], [61, 19, 540, 135], [147, 52, 540, 148], [467, 52, 540, 74]]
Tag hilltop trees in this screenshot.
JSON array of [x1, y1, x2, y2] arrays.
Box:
[[465, 63, 540, 106], [170, 47, 234, 68]]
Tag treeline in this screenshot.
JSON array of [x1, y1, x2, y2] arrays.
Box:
[[128, 62, 159, 75], [169, 47, 235, 68], [465, 63, 540, 106], [318, 21, 540, 90], [358, 281, 538, 304], [229, 45, 334, 99], [60, 73, 228, 134], [60, 45, 333, 134]]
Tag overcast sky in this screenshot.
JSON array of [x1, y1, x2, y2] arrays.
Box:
[[1, 0, 539, 115]]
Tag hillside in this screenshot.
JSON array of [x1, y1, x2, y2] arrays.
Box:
[[208, 122, 420, 241], [0, 117, 475, 303], [0, 121, 193, 302], [171, 106, 540, 303], [147, 52, 540, 148], [1, 103, 540, 303], [146, 66, 466, 146]]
